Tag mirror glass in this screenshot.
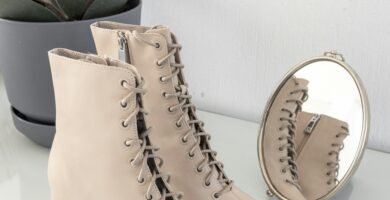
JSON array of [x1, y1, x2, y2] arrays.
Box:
[[258, 52, 369, 200]]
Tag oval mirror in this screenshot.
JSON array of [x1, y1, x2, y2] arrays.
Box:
[[258, 52, 370, 200]]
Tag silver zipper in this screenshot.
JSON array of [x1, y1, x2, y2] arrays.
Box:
[[118, 31, 129, 63], [304, 114, 321, 134], [297, 114, 321, 156]]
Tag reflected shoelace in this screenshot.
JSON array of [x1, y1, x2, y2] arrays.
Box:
[[121, 74, 182, 200], [326, 125, 349, 185], [279, 78, 308, 190], [132, 30, 233, 198]]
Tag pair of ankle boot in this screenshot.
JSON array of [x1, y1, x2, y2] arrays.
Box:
[[48, 21, 254, 200], [264, 77, 349, 200]]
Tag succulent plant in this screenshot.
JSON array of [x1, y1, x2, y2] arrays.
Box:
[[0, 0, 136, 22]]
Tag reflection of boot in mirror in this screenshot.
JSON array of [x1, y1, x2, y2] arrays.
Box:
[[48, 49, 180, 200], [263, 77, 308, 200], [295, 112, 349, 200]]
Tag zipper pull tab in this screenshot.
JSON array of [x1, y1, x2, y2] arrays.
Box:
[[304, 114, 321, 134], [117, 31, 129, 63]]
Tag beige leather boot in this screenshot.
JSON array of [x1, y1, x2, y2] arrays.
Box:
[[91, 21, 254, 200], [263, 77, 308, 200], [48, 48, 180, 200], [295, 112, 349, 200]]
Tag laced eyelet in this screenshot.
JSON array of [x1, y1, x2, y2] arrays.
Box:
[[204, 181, 211, 187], [278, 147, 283, 151], [159, 76, 166, 83], [213, 193, 220, 199], [155, 42, 161, 49], [120, 101, 128, 108], [145, 194, 153, 200], [122, 121, 128, 128], [138, 177, 145, 184], [124, 140, 132, 147], [129, 158, 135, 164], [156, 61, 162, 67], [281, 169, 287, 173], [279, 158, 284, 163], [278, 137, 283, 141], [162, 92, 168, 98], [188, 152, 195, 158], [197, 167, 203, 173], [176, 122, 182, 128], [181, 137, 188, 144], [120, 80, 128, 87], [168, 107, 173, 112]]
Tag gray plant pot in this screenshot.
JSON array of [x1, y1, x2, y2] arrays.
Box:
[[0, 1, 141, 148]]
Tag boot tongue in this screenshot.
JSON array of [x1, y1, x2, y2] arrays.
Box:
[[146, 25, 173, 44]]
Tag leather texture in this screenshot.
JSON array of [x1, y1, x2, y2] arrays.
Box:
[[91, 21, 254, 200], [48, 48, 170, 200], [296, 111, 349, 200], [262, 77, 307, 200]]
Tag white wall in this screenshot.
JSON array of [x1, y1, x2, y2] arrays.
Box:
[[141, 0, 390, 152]]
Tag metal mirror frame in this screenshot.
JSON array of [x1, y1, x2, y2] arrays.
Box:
[[257, 51, 370, 200]]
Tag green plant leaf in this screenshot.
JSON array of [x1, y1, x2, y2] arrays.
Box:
[[32, 0, 70, 21], [56, 0, 94, 20], [82, 0, 129, 20], [0, 0, 60, 22]]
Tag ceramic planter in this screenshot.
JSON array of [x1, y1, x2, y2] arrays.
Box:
[[0, 1, 141, 147]]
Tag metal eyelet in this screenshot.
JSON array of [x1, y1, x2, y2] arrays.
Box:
[[181, 137, 188, 144], [138, 177, 145, 184], [122, 121, 128, 128], [129, 158, 135, 165], [156, 61, 162, 67], [120, 101, 128, 108], [162, 92, 167, 98], [168, 107, 173, 112], [146, 194, 153, 200], [197, 167, 203, 173], [155, 42, 161, 49], [281, 169, 287, 173], [159, 76, 166, 83], [120, 80, 128, 87], [124, 140, 132, 147], [213, 193, 220, 199], [176, 121, 182, 128], [204, 181, 211, 187], [188, 152, 195, 158], [278, 147, 283, 151]]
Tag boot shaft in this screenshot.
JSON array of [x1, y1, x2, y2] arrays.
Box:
[[91, 22, 254, 200], [48, 48, 164, 200], [91, 22, 182, 137], [49, 48, 139, 138]]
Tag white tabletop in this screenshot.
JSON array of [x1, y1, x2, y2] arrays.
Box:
[[0, 80, 389, 200]]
